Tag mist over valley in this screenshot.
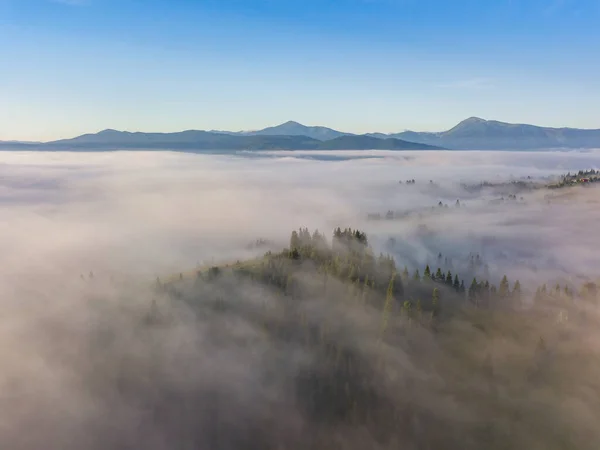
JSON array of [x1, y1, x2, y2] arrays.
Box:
[[1, 148, 600, 449]]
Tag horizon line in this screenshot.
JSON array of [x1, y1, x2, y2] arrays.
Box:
[[4, 116, 600, 143]]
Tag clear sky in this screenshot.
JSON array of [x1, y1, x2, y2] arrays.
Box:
[[1, 0, 600, 141]]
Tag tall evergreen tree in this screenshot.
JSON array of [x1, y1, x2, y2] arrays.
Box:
[[453, 274, 460, 291], [445, 271, 453, 286], [413, 269, 421, 282], [424, 265, 431, 280], [435, 267, 444, 281], [499, 275, 510, 298], [468, 278, 478, 304], [290, 230, 300, 251], [512, 280, 522, 304]]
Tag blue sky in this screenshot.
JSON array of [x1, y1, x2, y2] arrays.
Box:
[[1, 0, 599, 140]]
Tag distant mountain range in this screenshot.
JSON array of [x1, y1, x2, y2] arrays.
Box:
[[205, 117, 600, 149], [210, 121, 347, 141], [0, 125, 442, 151], [371, 117, 600, 150], [2, 117, 600, 151]]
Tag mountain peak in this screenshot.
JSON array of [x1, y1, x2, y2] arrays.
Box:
[[98, 128, 121, 135], [461, 117, 487, 125], [247, 121, 348, 141], [280, 120, 304, 127]]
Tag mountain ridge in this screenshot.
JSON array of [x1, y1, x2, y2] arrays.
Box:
[[387, 117, 600, 149], [2, 129, 441, 151], [2, 117, 600, 150]]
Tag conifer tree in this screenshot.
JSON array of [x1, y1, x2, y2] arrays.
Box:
[[290, 230, 300, 251], [512, 280, 522, 303], [413, 269, 421, 282], [393, 272, 404, 298], [469, 278, 478, 304], [499, 275, 510, 298], [424, 265, 431, 280], [453, 274, 460, 291], [445, 271, 453, 286], [435, 267, 444, 280]]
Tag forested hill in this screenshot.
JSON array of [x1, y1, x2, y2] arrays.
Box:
[[143, 226, 599, 449], [164, 227, 595, 315]]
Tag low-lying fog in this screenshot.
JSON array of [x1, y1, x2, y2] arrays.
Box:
[[1, 149, 599, 286], [1, 148, 600, 450]]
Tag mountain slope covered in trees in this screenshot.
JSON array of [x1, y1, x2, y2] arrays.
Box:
[[137, 225, 600, 450]]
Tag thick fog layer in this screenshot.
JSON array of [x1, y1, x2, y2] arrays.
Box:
[[1, 149, 599, 449], [2, 149, 599, 283]]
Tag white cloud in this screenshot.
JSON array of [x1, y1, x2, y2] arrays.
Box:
[[0, 148, 598, 283]]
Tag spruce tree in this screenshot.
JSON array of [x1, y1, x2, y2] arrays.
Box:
[[435, 267, 443, 280], [424, 265, 431, 280], [413, 269, 421, 282], [445, 271, 453, 286], [290, 230, 300, 251], [469, 278, 478, 303], [453, 274, 460, 291], [513, 280, 522, 303], [499, 275, 510, 298], [395, 273, 404, 298]]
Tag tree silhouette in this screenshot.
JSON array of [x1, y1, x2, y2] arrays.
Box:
[[499, 275, 510, 298], [424, 265, 431, 280]]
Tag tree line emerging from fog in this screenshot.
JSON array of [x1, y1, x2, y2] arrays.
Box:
[[144, 225, 600, 449], [548, 168, 599, 189], [370, 168, 599, 222]]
